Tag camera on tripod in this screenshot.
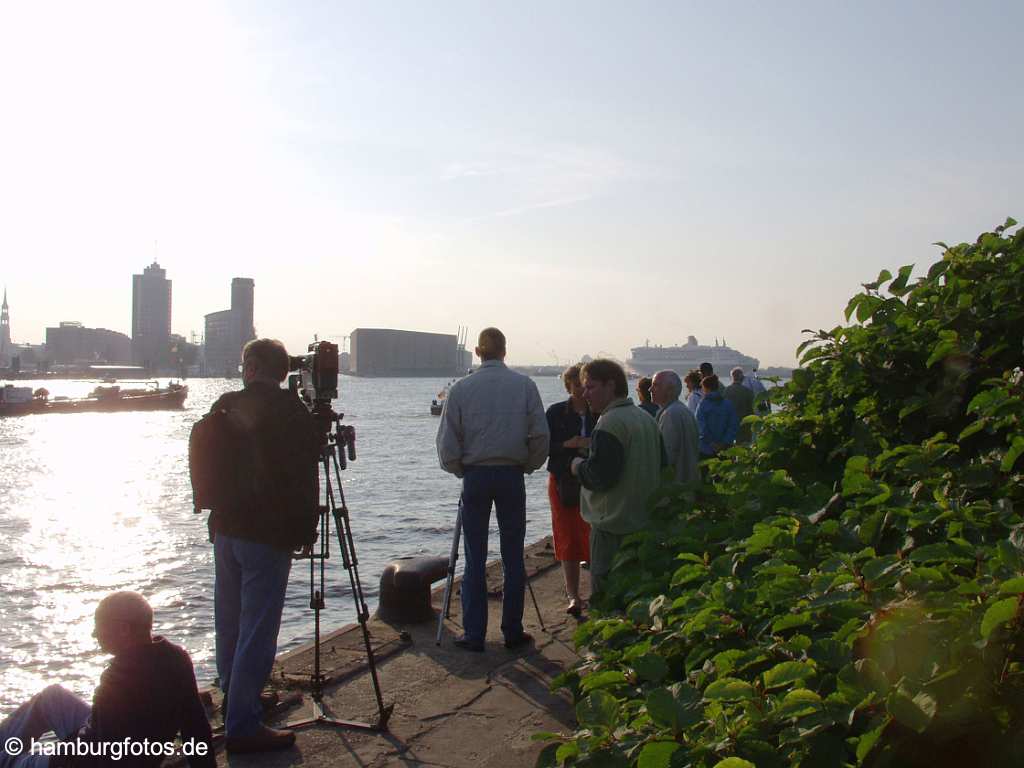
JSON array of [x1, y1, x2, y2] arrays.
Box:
[[287, 340, 355, 463], [288, 340, 339, 406]]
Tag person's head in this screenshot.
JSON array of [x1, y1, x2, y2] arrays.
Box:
[[701, 374, 720, 394], [475, 327, 506, 362], [684, 369, 702, 393], [562, 363, 584, 404], [699, 361, 714, 378], [651, 370, 682, 407], [93, 591, 153, 655], [731, 367, 744, 383], [242, 338, 289, 385], [581, 359, 627, 415], [636, 377, 653, 403]]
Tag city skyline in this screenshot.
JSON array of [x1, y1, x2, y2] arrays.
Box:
[[1, 2, 1021, 367]]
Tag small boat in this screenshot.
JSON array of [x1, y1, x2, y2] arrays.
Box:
[[430, 380, 454, 416], [0, 381, 188, 416]]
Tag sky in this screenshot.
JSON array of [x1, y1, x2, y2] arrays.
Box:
[[0, 1, 1020, 367]]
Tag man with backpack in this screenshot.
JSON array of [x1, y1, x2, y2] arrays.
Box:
[[194, 339, 319, 753]]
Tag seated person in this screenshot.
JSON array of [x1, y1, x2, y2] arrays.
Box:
[[0, 591, 214, 768]]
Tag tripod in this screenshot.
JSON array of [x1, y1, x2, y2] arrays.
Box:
[[435, 495, 545, 646], [288, 407, 393, 732]]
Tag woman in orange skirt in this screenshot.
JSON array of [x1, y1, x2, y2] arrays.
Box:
[[545, 364, 595, 616]]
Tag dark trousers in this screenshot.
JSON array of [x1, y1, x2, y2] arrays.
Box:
[[214, 533, 292, 737], [460, 466, 527, 645]]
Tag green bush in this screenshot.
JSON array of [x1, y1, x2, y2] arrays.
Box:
[[539, 218, 1024, 768]]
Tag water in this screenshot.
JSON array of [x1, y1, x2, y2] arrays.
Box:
[[0, 375, 571, 716]]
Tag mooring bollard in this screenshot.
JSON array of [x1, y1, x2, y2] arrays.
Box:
[[377, 555, 450, 624]]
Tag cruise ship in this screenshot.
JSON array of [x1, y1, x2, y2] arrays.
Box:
[[627, 336, 760, 377]]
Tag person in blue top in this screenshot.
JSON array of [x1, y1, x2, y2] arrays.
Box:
[[695, 374, 739, 458]]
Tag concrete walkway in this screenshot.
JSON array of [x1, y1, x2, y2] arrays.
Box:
[[209, 537, 588, 768]]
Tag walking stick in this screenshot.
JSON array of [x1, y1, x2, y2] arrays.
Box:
[[435, 497, 463, 645], [527, 573, 546, 632]]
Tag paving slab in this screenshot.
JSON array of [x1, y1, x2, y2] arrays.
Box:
[[204, 537, 589, 768]]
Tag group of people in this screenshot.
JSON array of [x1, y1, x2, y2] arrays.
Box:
[[2, 338, 321, 764], [435, 328, 770, 643]]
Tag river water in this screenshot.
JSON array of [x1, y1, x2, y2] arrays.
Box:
[[0, 375, 572, 716]]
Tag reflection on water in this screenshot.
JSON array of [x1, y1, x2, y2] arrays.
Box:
[[0, 375, 569, 716]]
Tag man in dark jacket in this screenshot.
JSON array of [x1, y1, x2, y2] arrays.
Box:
[[206, 339, 319, 753], [0, 592, 214, 768]]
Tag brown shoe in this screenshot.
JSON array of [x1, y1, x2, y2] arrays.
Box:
[[225, 725, 296, 754]]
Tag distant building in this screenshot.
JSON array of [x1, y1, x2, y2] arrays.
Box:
[[203, 277, 255, 377], [131, 262, 172, 369], [45, 322, 132, 364], [349, 328, 460, 377], [0, 289, 11, 367]]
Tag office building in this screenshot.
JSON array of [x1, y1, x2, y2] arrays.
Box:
[[45, 322, 132, 364], [204, 277, 255, 377], [131, 262, 172, 369]]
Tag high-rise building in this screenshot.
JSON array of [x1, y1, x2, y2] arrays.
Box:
[[0, 288, 11, 367], [131, 262, 172, 369], [203, 277, 256, 377]]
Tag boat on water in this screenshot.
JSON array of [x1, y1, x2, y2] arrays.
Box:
[[0, 381, 188, 416], [430, 379, 457, 416], [627, 336, 760, 377]]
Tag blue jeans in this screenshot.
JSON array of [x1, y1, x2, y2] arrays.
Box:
[[460, 466, 527, 645], [0, 685, 91, 768], [214, 533, 292, 737]]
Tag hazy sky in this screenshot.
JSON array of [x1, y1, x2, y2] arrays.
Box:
[[1, 1, 1020, 367]]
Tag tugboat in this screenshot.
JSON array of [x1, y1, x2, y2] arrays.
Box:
[[0, 380, 188, 416]]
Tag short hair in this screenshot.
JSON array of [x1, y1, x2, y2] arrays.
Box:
[[637, 377, 653, 402], [562, 363, 582, 392], [701, 374, 720, 392], [731, 367, 744, 382], [243, 338, 289, 382], [96, 591, 153, 634], [477, 327, 506, 360], [581, 359, 628, 397], [655, 370, 683, 400], [699, 361, 714, 377], [684, 369, 703, 390]]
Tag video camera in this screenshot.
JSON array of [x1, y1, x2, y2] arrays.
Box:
[[288, 340, 339, 406], [288, 339, 355, 463]]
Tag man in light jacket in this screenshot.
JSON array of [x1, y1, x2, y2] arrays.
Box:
[[651, 370, 700, 490], [436, 327, 550, 652], [570, 359, 664, 594]]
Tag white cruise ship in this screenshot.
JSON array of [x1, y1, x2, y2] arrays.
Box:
[[627, 336, 759, 377]]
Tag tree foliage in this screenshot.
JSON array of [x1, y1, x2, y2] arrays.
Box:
[[539, 218, 1024, 768]]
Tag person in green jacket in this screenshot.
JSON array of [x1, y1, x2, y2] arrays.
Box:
[[571, 359, 664, 595]]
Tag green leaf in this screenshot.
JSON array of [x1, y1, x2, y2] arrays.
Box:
[[773, 612, 811, 632], [531, 732, 561, 741], [887, 688, 937, 733], [632, 654, 669, 683], [535, 742, 560, 768], [637, 741, 680, 768], [981, 597, 1019, 639], [998, 577, 1024, 595], [576, 690, 619, 729], [763, 661, 815, 690], [774, 688, 823, 719], [670, 563, 707, 587], [581, 671, 628, 692], [704, 678, 756, 702], [712, 759, 756, 768], [555, 741, 580, 763], [645, 685, 701, 732], [855, 717, 890, 763], [888, 264, 914, 295], [1002, 437, 1024, 473]]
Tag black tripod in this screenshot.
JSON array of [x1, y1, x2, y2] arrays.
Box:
[[288, 406, 393, 732]]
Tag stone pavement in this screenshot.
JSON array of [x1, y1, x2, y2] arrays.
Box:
[[208, 537, 589, 768]]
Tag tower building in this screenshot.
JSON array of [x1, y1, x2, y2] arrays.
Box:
[[131, 262, 172, 369], [204, 278, 255, 377], [0, 288, 11, 367]]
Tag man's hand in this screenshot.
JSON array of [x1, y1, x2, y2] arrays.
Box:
[[563, 436, 589, 450], [570, 457, 585, 476]]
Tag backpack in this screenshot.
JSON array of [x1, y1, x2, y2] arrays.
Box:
[[188, 407, 245, 518]]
